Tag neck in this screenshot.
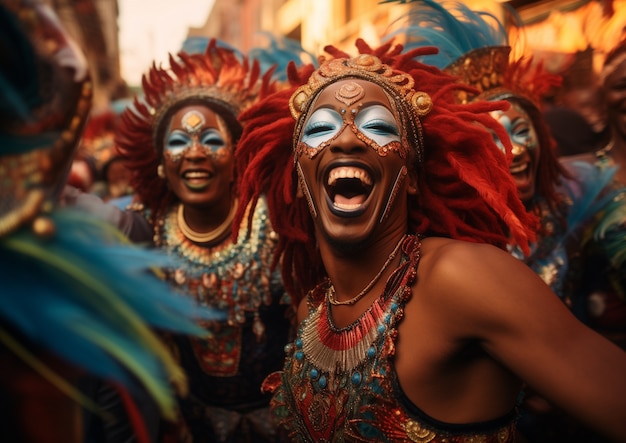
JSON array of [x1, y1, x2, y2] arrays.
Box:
[[178, 199, 237, 245], [320, 230, 408, 306]]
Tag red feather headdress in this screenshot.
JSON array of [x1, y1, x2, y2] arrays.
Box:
[[115, 39, 277, 222], [234, 39, 537, 303]]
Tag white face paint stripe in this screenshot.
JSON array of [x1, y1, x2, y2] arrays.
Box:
[[379, 165, 407, 223], [296, 161, 317, 218]]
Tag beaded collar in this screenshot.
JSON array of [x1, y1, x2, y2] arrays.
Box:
[[153, 198, 283, 339], [300, 235, 422, 377]]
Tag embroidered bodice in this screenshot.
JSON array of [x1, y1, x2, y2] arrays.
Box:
[[151, 196, 292, 409], [154, 197, 288, 332], [264, 235, 517, 442]]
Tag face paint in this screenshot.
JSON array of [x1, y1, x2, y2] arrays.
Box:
[[297, 81, 404, 161], [489, 101, 540, 204], [163, 109, 230, 163], [161, 105, 235, 208], [294, 79, 414, 245]]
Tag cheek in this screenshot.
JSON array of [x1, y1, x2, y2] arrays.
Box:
[[529, 146, 541, 170], [605, 90, 626, 109], [163, 157, 178, 174], [216, 151, 235, 179]]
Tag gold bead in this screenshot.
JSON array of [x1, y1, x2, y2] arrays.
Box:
[[32, 216, 56, 239]]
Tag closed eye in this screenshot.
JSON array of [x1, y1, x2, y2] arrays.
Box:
[[301, 108, 343, 148], [361, 120, 399, 136], [511, 122, 532, 144], [165, 131, 192, 154], [355, 105, 401, 146], [305, 121, 338, 137], [199, 130, 226, 150]]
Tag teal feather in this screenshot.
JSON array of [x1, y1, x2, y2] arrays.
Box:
[[248, 32, 318, 81], [591, 188, 626, 269], [558, 160, 618, 238], [382, 0, 510, 69], [0, 209, 226, 417]]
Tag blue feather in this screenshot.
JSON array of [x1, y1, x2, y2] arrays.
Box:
[[382, 0, 511, 68], [558, 160, 618, 237], [0, 210, 227, 416], [248, 32, 318, 82]]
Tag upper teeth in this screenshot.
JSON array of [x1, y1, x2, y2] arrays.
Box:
[[185, 171, 209, 178], [328, 167, 372, 186], [510, 163, 528, 174]]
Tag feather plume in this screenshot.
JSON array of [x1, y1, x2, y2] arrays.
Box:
[[0, 209, 226, 419]]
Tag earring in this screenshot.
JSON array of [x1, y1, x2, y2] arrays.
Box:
[[157, 164, 165, 179]]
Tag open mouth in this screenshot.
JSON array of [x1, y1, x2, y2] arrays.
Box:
[[325, 166, 373, 214], [509, 162, 528, 176], [182, 170, 213, 188]]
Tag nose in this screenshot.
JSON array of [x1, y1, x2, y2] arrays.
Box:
[[183, 137, 207, 160], [510, 142, 527, 157], [330, 124, 366, 154]]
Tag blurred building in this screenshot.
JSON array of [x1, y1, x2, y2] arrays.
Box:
[[46, 0, 126, 113], [189, 0, 623, 131]]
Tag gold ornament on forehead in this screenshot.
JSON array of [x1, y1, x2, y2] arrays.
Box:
[[289, 54, 433, 121], [335, 81, 364, 106], [181, 110, 206, 134]]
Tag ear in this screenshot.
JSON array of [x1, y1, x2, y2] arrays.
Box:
[[407, 168, 419, 195]]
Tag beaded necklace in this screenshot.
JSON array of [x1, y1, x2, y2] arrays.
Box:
[[299, 235, 421, 378], [326, 234, 407, 306], [153, 198, 283, 339]]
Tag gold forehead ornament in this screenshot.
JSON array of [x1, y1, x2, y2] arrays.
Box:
[[289, 54, 433, 121], [181, 110, 206, 134]]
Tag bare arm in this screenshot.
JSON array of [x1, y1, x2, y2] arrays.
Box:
[[429, 240, 626, 442]]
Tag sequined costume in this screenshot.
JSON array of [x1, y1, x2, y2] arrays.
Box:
[[509, 197, 572, 301], [147, 196, 292, 441], [263, 236, 517, 443], [103, 40, 293, 442]]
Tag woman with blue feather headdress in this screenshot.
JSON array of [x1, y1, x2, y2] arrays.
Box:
[[381, 1, 625, 442], [0, 1, 225, 441], [382, 0, 618, 311]]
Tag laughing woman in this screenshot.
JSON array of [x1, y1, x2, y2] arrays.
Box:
[[65, 41, 293, 442]]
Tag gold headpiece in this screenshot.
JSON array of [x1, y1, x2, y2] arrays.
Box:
[[142, 45, 263, 153], [289, 54, 432, 162], [444, 46, 511, 104], [290, 54, 432, 120]]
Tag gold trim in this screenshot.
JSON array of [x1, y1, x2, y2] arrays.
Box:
[[177, 200, 237, 244]]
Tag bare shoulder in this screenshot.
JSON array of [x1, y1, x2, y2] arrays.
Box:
[[417, 237, 533, 289], [412, 237, 566, 337]]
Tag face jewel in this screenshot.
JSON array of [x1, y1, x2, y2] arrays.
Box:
[[182, 110, 206, 134]]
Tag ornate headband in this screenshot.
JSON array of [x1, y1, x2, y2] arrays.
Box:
[[444, 46, 511, 104], [142, 44, 263, 153], [289, 54, 433, 163]]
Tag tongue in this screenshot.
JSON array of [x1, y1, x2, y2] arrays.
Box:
[[334, 194, 365, 209]]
